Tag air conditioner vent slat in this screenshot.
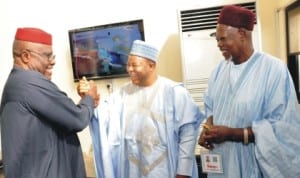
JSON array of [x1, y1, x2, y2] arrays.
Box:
[[179, 2, 256, 32]]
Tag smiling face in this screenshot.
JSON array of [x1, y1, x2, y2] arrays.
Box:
[[211, 32, 231, 60], [13, 40, 56, 80], [126, 55, 157, 87], [28, 45, 55, 80], [215, 24, 242, 63]]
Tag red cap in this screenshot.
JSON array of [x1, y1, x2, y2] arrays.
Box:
[[15, 27, 52, 45], [217, 5, 255, 31]]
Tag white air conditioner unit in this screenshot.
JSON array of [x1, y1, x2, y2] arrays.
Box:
[[177, 0, 261, 155]]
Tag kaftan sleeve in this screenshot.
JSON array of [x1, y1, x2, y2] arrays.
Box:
[[203, 80, 214, 118], [90, 91, 124, 178], [203, 61, 227, 119], [172, 85, 204, 176], [252, 63, 300, 177]]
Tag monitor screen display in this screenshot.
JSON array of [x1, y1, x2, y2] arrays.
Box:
[[68, 19, 144, 81]]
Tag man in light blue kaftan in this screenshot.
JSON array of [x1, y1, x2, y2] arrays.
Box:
[[198, 5, 300, 178], [87, 40, 204, 178]]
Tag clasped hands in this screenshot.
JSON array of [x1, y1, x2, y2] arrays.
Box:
[[77, 77, 100, 108], [198, 116, 230, 150]]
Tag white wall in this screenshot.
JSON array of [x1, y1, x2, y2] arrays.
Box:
[[0, 0, 256, 152]]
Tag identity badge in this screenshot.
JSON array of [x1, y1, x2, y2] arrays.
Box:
[[201, 153, 223, 174]]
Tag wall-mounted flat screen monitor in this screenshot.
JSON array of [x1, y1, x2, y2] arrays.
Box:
[[68, 19, 144, 81]]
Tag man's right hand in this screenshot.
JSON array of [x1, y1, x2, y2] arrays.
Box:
[[198, 116, 214, 149], [77, 77, 100, 107]]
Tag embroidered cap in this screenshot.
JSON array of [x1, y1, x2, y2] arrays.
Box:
[[15, 27, 52, 45], [218, 5, 255, 31], [129, 40, 159, 62]]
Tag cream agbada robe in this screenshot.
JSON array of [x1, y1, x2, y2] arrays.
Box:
[[90, 76, 204, 178]]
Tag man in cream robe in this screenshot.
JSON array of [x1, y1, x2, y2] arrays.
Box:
[[88, 40, 204, 178]]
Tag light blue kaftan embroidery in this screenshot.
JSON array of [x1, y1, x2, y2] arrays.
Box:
[[90, 76, 204, 178]]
